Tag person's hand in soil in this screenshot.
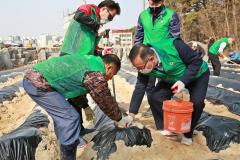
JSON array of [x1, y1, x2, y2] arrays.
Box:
[[128, 113, 144, 129], [115, 115, 133, 128]]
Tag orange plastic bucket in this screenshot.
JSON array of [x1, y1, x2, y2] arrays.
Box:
[[163, 100, 193, 133]]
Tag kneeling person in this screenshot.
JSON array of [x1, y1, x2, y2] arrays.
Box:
[[23, 54, 131, 159], [128, 38, 209, 145]]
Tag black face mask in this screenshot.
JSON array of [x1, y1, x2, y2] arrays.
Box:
[[149, 6, 163, 15], [152, 0, 162, 3]]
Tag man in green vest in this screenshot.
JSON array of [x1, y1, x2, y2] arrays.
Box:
[[61, 0, 120, 56], [128, 38, 209, 146], [208, 37, 234, 76], [23, 54, 132, 160], [130, 0, 180, 118]]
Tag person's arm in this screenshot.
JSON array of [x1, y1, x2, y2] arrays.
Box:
[[83, 72, 122, 121], [129, 72, 149, 114], [173, 39, 203, 85], [134, 16, 144, 44], [218, 42, 227, 56], [169, 12, 181, 38], [74, 5, 100, 32]]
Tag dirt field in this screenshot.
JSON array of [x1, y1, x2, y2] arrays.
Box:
[[0, 74, 240, 160]]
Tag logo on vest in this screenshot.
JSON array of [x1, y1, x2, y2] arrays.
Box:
[[169, 62, 174, 65]]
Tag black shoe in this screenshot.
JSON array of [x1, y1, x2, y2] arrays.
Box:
[[142, 108, 152, 118], [60, 144, 77, 160]]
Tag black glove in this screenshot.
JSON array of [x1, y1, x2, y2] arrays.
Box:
[[74, 9, 100, 32]]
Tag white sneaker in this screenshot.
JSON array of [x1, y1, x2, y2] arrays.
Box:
[[159, 130, 178, 140], [181, 134, 193, 146]]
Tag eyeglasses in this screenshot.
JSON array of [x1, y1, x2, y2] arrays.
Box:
[[132, 57, 150, 71], [107, 9, 114, 21]]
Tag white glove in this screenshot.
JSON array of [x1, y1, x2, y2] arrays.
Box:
[[171, 81, 185, 94], [84, 106, 94, 121], [115, 115, 134, 128]]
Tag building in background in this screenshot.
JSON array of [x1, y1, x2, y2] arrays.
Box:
[[7, 35, 21, 44], [38, 34, 53, 48], [111, 29, 134, 48], [22, 37, 38, 48], [4, 35, 23, 46], [111, 28, 135, 54], [0, 35, 62, 49]]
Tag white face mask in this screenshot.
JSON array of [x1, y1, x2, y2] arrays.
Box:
[[139, 68, 152, 74], [100, 19, 110, 25], [139, 60, 154, 74]]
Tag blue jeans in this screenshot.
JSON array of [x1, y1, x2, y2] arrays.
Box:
[[23, 79, 81, 146]]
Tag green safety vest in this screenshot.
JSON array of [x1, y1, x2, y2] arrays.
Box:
[[140, 6, 174, 44], [33, 55, 105, 98], [61, 7, 101, 56], [146, 38, 209, 84], [209, 38, 229, 55]]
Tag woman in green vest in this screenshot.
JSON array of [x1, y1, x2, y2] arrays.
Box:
[[208, 37, 234, 76], [23, 54, 132, 159], [128, 38, 209, 146]]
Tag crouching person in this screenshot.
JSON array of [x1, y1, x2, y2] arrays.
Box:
[[23, 54, 132, 160], [128, 38, 210, 145]]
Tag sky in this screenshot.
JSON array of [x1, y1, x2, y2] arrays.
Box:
[[0, 0, 146, 39]]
